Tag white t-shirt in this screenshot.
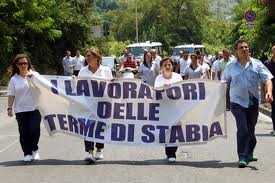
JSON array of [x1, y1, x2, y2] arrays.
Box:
[[7, 70, 39, 113], [151, 55, 162, 76], [199, 63, 210, 79], [211, 60, 220, 80], [154, 72, 183, 88], [185, 65, 202, 79], [179, 58, 191, 76], [78, 65, 113, 79], [73, 55, 85, 71], [139, 63, 155, 86]]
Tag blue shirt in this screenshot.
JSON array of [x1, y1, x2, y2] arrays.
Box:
[[222, 57, 273, 108]]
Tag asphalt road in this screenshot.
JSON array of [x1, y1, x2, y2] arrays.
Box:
[[0, 96, 275, 183]]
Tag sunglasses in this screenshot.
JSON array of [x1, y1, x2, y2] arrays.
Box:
[[17, 62, 28, 66]]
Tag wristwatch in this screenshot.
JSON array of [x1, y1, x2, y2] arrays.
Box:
[[7, 108, 12, 111]]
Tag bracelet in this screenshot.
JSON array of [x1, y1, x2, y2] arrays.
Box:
[[7, 108, 12, 111]]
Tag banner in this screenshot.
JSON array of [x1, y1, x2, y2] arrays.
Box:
[[29, 75, 226, 146]]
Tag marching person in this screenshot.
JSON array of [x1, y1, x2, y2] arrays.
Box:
[[78, 47, 113, 164], [154, 57, 183, 162], [264, 45, 275, 136], [139, 52, 155, 86], [7, 53, 42, 162], [222, 39, 273, 168], [184, 54, 203, 80], [72, 50, 85, 76]]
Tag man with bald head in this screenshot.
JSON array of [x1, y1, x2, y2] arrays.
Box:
[[264, 45, 275, 136]]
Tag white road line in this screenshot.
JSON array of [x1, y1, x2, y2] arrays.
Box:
[[0, 140, 17, 153]]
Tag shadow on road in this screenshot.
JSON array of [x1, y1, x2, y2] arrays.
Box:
[[256, 133, 275, 137], [0, 159, 258, 170]]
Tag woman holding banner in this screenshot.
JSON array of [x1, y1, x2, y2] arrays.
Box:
[[78, 47, 113, 164], [154, 57, 183, 162], [7, 54, 42, 162]]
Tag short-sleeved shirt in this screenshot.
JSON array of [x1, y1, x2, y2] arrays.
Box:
[[123, 60, 137, 69], [211, 60, 220, 80], [139, 63, 155, 86], [154, 72, 183, 88], [222, 57, 273, 108], [199, 63, 210, 79], [73, 55, 85, 71], [179, 58, 191, 76], [78, 65, 113, 79], [218, 58, 231, 75], [185, 65, 202, 79], [62, 56, 74, 73], [8, 70, 39, 113], [264, 59, 275, 95]]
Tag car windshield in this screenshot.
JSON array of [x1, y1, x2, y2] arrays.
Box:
[[172, 47, 205, 56], [128, 47, 149, 57], [102, 57, 114, 69]]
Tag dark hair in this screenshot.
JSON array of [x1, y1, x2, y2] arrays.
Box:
[[160, 57, 174, 67], [234, 39, 249, 50], [223, 48, 231, 54], [11, 54, 33, 76], [190, 53, 198, 59], [143, 52, 152, 68]]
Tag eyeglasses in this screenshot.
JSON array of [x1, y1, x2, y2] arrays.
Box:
[[17, 62, 28, 66]]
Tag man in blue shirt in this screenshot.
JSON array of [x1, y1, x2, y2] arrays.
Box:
[[222, 39, 273, 168]]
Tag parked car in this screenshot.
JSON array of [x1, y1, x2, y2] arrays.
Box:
[[101, 56, 118, 76], [171, 44, 206, 62]]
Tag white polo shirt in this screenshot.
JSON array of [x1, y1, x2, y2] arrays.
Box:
[[78, 65, 113, 79], [7, 70, 39, 113], [73, 55, 85, 71], [154, 72, 183, 87]]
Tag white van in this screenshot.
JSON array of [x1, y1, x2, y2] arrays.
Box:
[[171, 44, 206, 62], [126, 41, 163, 63]]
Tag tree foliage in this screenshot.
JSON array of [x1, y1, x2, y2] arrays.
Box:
[[232, 0, 275, 56]]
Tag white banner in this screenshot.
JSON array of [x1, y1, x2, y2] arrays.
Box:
[[29, 75, 226, 146]]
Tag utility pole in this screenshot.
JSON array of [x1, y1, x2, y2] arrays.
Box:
[[135, 0, 138, 43]]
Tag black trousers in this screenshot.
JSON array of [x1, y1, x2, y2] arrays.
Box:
[[226, 85, 231, 110], [84, 140, 104, 152], [165, 146, 178, 158], [15, 110, 41, 156], [73, 70, 80, 76], [271, 101, 275, 131]]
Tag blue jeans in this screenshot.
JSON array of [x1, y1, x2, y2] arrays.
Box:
[[230, 102, 258, 160]]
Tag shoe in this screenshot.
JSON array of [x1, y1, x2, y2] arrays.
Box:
[[248, 154, 258, 162], [226, 108, 230, 111], [23, 155, 33, 162], [95, 151, 104, 160], [32, 151, 40, 160], [84, 153, 95, 164], [168, 157, 176, 162], [271, 131, 275, 136], [238, 159, 248, 168]]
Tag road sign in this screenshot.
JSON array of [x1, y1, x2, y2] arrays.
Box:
[[244, 10, 256, 22]]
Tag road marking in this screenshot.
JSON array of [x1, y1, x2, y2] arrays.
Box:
[[0, 140, 17, 153]]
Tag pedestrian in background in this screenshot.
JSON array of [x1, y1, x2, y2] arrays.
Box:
[[78, 47, 113, 164], [154, 57, 183, 162], [7, 53, 42, 162], [222, 39, 273, 168], [184, 54, 202, 80], [72, 50, 85, 76], [62, 50, 74, 76], [264, 45, 275, 136]]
